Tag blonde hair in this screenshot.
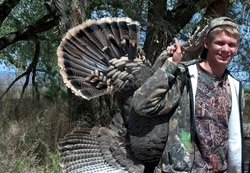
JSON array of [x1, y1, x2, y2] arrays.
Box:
[[207, 25, 240, 42]]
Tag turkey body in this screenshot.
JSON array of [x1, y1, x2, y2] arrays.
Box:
[[118, 96, 169, 165], [57, 17, 170, 173], [128, 108, 169, 163]]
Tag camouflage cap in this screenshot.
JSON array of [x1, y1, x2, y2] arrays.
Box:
[[206, 16, 239, 35], [178, 16, 239, 52]]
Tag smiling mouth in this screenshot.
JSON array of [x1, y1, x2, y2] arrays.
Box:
[[219, 54, 230, 59]]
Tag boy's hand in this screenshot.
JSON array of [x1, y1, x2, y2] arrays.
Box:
[[167, 39, 185, 65]]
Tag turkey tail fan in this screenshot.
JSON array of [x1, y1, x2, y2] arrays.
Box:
[[57, 17, 151, 100], [58, 113, 144, 173]]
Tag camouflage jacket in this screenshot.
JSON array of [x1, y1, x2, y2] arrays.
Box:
[[132, 59, 244, 173]]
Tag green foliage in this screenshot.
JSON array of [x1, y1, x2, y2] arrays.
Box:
[[45, 152, 62, 173], [244, 87, 250, 93], [0, 40, 35, 70], [0, 0, 47, 37], [0, 0, 60, 81], [37, 61, 67, 103], [89, 0, 148, 24]]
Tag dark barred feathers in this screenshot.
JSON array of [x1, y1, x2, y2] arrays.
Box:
[[57, 17, 151, 100], [58, 113, 144, 173]]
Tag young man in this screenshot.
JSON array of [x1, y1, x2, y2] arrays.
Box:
[[132, 17, 244, 172]]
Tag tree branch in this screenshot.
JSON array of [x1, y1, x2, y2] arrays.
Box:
[[31, 42, 40, 100], [203, 0, 229, 17], [0, 11, 58, 50], [165, 0, 220, 37], [0, 0, 21, 27], [0, 41, 40, 100]]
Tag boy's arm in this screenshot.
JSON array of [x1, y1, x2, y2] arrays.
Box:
[[132, 59, 185, 117]]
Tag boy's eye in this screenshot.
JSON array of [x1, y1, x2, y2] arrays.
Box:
[[215, 42, 237, 48], [215, 42, 224, 46], [228, 43, 237, 48]]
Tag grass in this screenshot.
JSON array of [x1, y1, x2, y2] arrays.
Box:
[[0, 87, 70, 173], [0, 85, 116, 173]]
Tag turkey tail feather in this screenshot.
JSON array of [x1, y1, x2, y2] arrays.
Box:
[[58, 114, 144, 173], [57, 17, 150, 100]]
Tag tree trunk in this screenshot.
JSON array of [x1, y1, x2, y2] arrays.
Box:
[[53, 0, 95, 125], [143, 0, 167, 64]]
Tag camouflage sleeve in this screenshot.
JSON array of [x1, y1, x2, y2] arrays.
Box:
[[132, 59, 185, 117]]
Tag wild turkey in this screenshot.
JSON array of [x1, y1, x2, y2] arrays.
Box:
[[57, 17, 208, 172]]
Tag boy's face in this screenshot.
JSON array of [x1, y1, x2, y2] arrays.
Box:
[[204, 31, 238, 66]]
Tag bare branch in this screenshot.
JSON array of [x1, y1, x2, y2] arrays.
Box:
[[0, 0, 21, 27], [19, 71, 30, 100], [0, 41, 40, 100], [0, 11, 57, 50]]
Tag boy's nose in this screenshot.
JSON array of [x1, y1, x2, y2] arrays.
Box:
[[221, 44, 230, 52]]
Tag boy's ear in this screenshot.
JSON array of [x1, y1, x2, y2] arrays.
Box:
[[235, 46, 238, 54], [204, 37, 209, 49]]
